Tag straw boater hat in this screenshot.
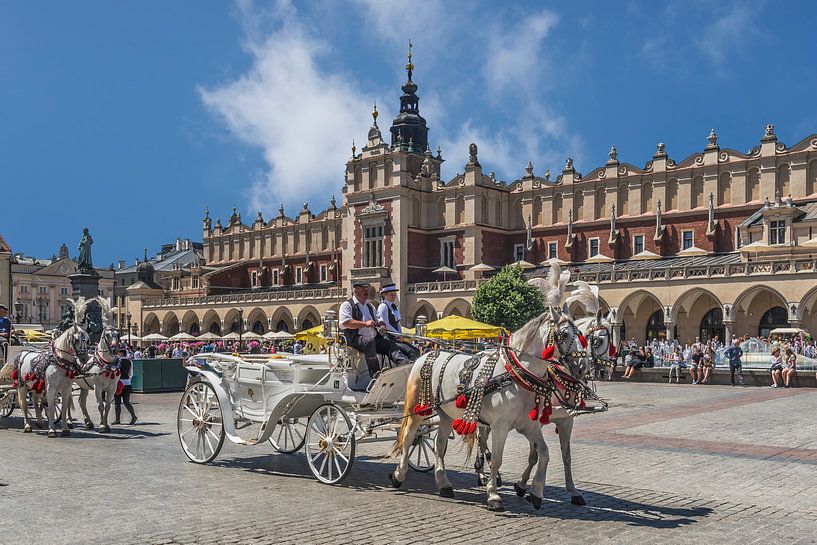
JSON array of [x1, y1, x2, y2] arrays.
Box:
[[380, 283, 398, 294]]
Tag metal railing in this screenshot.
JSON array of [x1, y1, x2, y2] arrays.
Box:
[[407, 279, 487, 294], [142, 286, 346, 309]]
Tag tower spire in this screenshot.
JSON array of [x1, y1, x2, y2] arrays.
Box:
[[406, 39, 414, 81], [391, 40, 428, 152]]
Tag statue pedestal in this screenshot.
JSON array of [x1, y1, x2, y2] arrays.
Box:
[[69, 272, 102, 344]]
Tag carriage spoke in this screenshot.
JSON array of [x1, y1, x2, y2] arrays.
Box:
[[332, 448, 349, 466], [333, 454, 342, 478], [184, 404, 199, 419], [180, 426, 197, 438], [318, 452, 328, 476], [205, 426, 221, 444], [327, 452, 334, 481]]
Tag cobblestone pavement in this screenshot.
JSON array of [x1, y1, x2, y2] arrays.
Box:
[[2, 383, 817, 545]]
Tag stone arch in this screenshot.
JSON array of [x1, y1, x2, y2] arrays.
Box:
[[202, 309, 221, 335], [799, 285, 817, 335], [758, 307, 789, 338], [666, 178, 679, 211], [672, 288, 723, 343], [455, 195, 465, 225], [142, 313, 160, 335], [222, 308, 242, 334], [641, 181, 653, 215], [594, 187, 606, 220], [747, 167, 760, 202], [181, 310, 199, 335], [776, 163, 791, 197], [411, 300, 438, 325], [718, 171, 732, 205], [808, 160, 817, 197], [732, 285, 788, 337], [442, 298, 472, 319], [297, 305, 321, 331], [245, 307, 268, 335], [552, 193, 563, 223], [618, 290, 664, 345], [270, 306, 294, 332], [691, 176, 704, 209], [162, 312, 180, 336]]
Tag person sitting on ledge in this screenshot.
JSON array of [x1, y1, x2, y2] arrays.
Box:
[[622, 347, 644, 379], [769, 346, 784, 388], [782, 346, 797, 388]]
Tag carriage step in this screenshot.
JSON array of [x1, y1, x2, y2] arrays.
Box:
[[234, 418, 253, 430]]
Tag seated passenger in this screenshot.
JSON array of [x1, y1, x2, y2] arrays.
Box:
[[376, 284, 420, 364], [339, 281, 382, 377]]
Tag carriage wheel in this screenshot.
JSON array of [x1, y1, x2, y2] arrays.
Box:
[[177, 382, 225, 464], [408, 424, 436, 472], [0, 391, 15, 418], [269, 416, 308, 453], [305, 404, 355, 484]]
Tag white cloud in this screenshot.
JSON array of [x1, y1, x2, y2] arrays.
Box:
[[695, 5, 755, 66], [199, 1, 372, 215], [481, 10, 559, 96]]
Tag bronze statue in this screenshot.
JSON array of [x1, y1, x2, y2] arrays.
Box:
[[77, 228, 94, 273]]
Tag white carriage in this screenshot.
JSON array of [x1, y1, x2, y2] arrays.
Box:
[[1, 340, 64, 420], [176, 315, 436, 484]]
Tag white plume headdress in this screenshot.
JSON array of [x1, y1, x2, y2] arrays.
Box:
[[94, 296, 113, 328], [528, 261, 571, 309], [566, 280, 600, 318], [70, 296, 88, 326]]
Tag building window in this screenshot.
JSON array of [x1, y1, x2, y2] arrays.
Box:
[[191, 276, 199, 289], [682, 230, 694, 250], [548, 242, 557, 260], [633, 235, 644, 254], [589, 238, 600, 257], [513, 244, 525, 262], [60, 287, 68, 296], [363, 225, 384, 267], [320, 264, 328, 282], [38, 286, 47, 295], [769, 220, 786, 245], [251, 271, 258, 288], [295, 267, 303, 284], [272, 269, 280, 286], [172, 278, 180, 290], [440, 237, 456, 268]]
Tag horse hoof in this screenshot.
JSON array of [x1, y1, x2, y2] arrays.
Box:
[[47, 431, 57, 438], [23, 426, 31, 434], [85, 423, 94, 430], [514, 482, 527, 497], [439, 486, 455, 499], [67, 422, 73, 430], [487, 499, 504, 512], [61, 429, 71, 437], [388, 472, 403, 489], [100, 426, 110, 433], [571, 494, 586, 506], [526, 493, 542, 510]]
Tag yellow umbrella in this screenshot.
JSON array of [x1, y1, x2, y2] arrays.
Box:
[[424, 315, 504, 340], [294, 324, 326, 354]]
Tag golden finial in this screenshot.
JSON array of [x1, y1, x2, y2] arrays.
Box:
[[372, 101, 378, 121], [351, 140, 356, 155], [405, 38, 414, 79]]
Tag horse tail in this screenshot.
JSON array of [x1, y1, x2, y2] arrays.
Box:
[[386, 356, 423, 458]]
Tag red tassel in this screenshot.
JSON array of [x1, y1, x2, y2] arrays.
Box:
[[455, 394, 468, 409], [37, 379, 45, 392], [609, 344, 617, 357], [529, 407, 539, 421], [412, 403, 432, 416], [116, 380, 124, 396], [541, 345, 555, 360], [579, 399, 586, 409], [578, 335, 588, 348], [11, 369, 18, 381], [465, 422, 477, 435], [539, 405, 552, 425]]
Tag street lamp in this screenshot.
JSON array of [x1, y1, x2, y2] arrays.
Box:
[[14, 299, 22, 324], [238, 307, 244, 352], [126, 312, 132, 345]]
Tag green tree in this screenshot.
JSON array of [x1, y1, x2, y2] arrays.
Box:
[[472, 265, 545, 332]]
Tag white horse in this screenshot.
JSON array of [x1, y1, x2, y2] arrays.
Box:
[[508, 281, 613, 505], [72, 297, 121, 433], [13, 298, 90, 437], [390, 263, 592, 511]]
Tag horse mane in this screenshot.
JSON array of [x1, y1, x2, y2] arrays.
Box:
[[509, 312, 548, 353], [566, 281, 599, 319], [71, 297, 88, 325]]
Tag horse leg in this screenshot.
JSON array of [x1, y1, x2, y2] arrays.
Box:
[[45, 383, 58, 438], [433, 413, 455, 498], [97, 387, 109, 433], [59, 382, 71, 436], [554, 416, 585, 505], [515, 440, 539, 498], [78, 387, 94, 430], [34, 393, 44, 429], [519, 423, 549, 510], [389, 412, 423, 488], [17, 386, 32, 433], [486, 425, 509, 512]]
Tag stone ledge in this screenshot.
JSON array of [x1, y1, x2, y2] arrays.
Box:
[[609, 366, 817, 388]]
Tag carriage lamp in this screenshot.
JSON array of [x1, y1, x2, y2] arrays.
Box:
[[415, 315, 428, 338], [323, 310, 338, 339], [126, 312, 132, 344]]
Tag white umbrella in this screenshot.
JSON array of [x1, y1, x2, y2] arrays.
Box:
[[433, 265, 457, 281], [271, 330, 294, 340], [242, 331, 263, 340], [739, 240, 772, 253], [801, 237, 817, 248], [586, 254, 615, 263], [541, 257, 569, 266], [170, 332, 196, 341], [677, 245, 708, 257], [510, 259, 536, 270], [631, 250, 661, 260], [197, 332, 221, 340], [221, 332, 240, 340], [142, 333, 168, 342], [122, 334, 141, 342], [468, 263, 495, 272]]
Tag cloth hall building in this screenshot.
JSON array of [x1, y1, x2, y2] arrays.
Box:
[[131, 60, 817, 347]]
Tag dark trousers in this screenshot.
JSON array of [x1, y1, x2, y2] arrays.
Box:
[[115, 384, 136, 420], [729, 363, 744, 385], [376, 337, 419, 365], [347, 334, 381, 377]]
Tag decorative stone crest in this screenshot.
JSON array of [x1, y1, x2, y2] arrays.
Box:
[[608, 146, 618, 163], [468, 142, 480, 167], [706, 129, 718, 149]]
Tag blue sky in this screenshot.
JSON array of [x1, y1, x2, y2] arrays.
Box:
[[3, 0, 816, 267]]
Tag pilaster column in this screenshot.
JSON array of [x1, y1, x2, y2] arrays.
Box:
[[664, 321, 675, 341], [722, 320, 735, 343]]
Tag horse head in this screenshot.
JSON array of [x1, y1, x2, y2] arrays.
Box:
[[93, 296, 120, 355], [568, 281, 612, 379]]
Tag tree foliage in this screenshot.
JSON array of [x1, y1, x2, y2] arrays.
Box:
[[472, 265, 545, 332]]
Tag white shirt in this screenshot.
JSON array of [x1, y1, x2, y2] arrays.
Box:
[[339, 295, 376, 338], [377, 300, 402, 334]]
